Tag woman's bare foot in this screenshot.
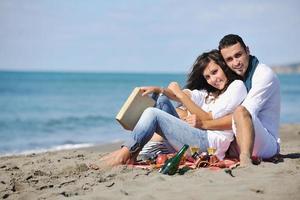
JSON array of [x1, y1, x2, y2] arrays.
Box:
[[88, 147, 131, 170]]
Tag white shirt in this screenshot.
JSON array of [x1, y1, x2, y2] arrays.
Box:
[[189, 80, 247, 159]]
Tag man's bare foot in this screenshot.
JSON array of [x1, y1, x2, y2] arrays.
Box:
[[88, 148, 131, 170], [239, 153, 252, 167]]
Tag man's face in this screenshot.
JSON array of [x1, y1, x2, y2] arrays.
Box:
[[220, 43, 250, 77]]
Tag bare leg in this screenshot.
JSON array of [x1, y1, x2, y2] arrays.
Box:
[[233, 106, 254, 167]]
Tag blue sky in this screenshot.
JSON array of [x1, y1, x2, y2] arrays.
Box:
[[0, 0, 299, 73]]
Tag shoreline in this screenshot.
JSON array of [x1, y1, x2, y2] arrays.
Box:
[[0, 142, 124, 159], [1, 123, 298, 158], [1, 124, 299, 199]]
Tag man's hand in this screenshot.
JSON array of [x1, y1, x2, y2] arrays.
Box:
[[184, 114, 203, 128]]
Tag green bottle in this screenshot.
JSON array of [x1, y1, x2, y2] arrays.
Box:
[[159, 144, 189, 175]]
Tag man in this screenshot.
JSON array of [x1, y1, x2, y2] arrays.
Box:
[[198, 34, 280, 166]]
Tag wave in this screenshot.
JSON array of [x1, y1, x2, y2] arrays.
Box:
[[0, 143, 95, 157], [45, 114, 114, 128], [0, 114, 115, 133]]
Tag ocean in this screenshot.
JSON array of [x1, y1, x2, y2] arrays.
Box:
[[0, 71, 299, 156]]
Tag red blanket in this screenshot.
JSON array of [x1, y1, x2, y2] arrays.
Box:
[[129, 155, 241, 172]]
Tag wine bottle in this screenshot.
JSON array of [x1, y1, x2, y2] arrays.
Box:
[[159, 144, 189, 175]]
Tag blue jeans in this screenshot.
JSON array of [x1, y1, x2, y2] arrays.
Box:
[[123, 95, 209, 154]]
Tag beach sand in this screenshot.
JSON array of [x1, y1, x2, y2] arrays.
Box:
[[1, 124, 299, 200]]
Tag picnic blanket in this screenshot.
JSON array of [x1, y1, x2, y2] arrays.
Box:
[[129, 154, 241, 172]]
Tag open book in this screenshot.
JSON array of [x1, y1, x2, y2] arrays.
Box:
[[116, 87, 156, 131]]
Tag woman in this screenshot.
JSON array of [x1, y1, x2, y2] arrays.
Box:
[[92, 49, 247, 168]]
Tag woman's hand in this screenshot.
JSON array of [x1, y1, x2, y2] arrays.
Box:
[[140, 86, 162, 96], [167, 82, 184, 99]]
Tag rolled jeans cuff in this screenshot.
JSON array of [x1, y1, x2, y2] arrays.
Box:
[[122, 140, 142, 155]]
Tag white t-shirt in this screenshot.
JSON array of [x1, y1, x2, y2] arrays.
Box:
[[188, 80, 247, 159], [238, 63, 280, 158]]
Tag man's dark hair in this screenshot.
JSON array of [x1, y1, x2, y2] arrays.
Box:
[[218, 34, 247, 51]]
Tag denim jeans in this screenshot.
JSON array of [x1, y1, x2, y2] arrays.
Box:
[[123, 95, 209, 154]]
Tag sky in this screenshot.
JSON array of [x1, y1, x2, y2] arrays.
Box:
[[0, 0, 300, 73]]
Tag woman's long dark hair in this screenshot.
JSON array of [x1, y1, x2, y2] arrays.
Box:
[[185, 49, 242, 98]]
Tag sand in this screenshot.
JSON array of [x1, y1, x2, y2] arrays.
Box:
[[0, 124, 299, 200]]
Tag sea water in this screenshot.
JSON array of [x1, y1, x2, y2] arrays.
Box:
[[0, 71, 299, 155]]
